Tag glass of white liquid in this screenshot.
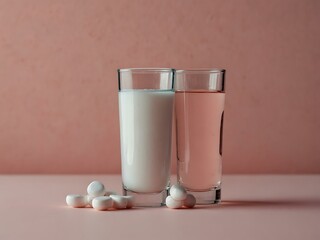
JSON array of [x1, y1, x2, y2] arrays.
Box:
[[118, 68, 174, 207]]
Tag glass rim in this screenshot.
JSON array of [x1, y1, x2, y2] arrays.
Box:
[[118, 68, 174, 73], [175, 68, 225, 74]]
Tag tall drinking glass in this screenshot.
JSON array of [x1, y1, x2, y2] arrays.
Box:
[[175, 69, 225, 204], [118, 68, 174, 207]]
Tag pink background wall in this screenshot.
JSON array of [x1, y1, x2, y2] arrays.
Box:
[[0, 0, 319, 174]]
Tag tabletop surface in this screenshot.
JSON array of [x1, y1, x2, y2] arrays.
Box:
[[0, 174, 319, 240]]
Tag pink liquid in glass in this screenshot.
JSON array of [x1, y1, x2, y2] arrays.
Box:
[[175, 91, 225, 191]]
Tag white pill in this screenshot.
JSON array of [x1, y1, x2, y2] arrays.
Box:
[[123, 196, 135, 209], [86, 195, 95, 207], [184, 194, 196, 208], [92, 196, 113, 211], [170, 184, 187, 201], [66, 194, 88, 208], [165, 196, 183, 209], [87, 181, 106, 197], [110, 195, 127, 209]]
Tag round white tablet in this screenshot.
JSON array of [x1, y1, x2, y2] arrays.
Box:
[[66, 194, 88, 208], [165, 196, 183, 209], [87, 181, 106, 197], [92, 196, 113, 211], [110, 195, 127, 209], [169, 184, 187, 201], [184, 194, 196, 208], [123, 196, 135, 209]]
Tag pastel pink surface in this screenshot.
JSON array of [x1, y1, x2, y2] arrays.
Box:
[[0, 174, 319, 240], [0, 0, 319, 173]]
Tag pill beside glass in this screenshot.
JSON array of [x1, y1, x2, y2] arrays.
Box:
[[166, 184, 196, 209], [66, 181, 196, 210], [66, 180, 134, 211], [92, 196, 113, 211]]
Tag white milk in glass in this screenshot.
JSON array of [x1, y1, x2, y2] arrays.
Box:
[[118, 90, 174, 193]]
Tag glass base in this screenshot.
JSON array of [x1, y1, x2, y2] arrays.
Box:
[[123, 188, 169, 207], [186, 187, 221, 205]]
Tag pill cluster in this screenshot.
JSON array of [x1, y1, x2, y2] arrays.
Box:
[[66, 181, 134, 211], [166, 184, 196, 209]]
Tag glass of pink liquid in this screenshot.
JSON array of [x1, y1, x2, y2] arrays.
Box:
[[175, 69, 225, 204]]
